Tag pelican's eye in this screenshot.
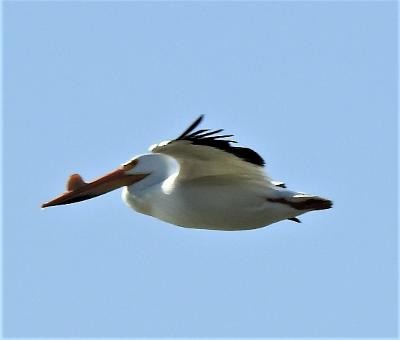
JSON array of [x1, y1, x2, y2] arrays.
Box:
[[121, 159, 138, 171]]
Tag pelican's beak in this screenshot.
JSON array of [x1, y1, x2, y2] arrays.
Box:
[[41, 167, 148, 208]]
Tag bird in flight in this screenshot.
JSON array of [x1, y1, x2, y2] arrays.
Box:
[[42, 116, 332, 230]]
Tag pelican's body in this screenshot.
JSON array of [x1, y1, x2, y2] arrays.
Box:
[[120, 154, 306, 230], [42, 116, 332, 230]]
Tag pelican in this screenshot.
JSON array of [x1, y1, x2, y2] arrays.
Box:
[[42, 116, 332, 231]]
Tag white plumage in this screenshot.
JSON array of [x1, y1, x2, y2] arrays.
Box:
[[42, 116, 332, 230]]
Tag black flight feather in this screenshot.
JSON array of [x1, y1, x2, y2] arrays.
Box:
[[175, 116, 265, 166], [175, 115, 204, 139], [187, 129, 210, 138]]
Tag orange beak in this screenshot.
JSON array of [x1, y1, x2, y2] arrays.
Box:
[[41, 167, 148, 208]]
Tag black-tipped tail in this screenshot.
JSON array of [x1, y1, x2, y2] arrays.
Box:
[[268, 196, 333, 211], [294, 196, 332, 211]]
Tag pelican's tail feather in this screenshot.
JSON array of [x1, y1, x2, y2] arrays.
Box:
[[267, 194, 333, 212], [291, 194, 333, 211]]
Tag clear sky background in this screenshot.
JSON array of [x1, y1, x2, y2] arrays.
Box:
[[3, 1, 397, 338]]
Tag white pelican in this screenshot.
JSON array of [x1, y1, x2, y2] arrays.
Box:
[[42, 116, 332, 230]]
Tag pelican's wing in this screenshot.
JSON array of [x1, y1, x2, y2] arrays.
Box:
[[150, 116, 276, 186]]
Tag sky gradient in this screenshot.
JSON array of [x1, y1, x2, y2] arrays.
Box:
[[3, 1, 398, 337]]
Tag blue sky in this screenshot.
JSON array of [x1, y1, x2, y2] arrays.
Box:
[[3, 1, 397, 337]]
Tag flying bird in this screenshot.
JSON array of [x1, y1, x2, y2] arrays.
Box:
[[42, 116, 332, 230]]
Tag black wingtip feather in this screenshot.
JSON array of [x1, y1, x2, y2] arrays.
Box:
[[176, 115, 204, 139], [175, 116, 265, 166]]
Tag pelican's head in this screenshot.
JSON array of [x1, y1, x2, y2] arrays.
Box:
[[41, 155, 154, 208], [121, 153, 175, 177]]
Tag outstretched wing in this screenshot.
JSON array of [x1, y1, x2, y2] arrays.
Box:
[[150, 116, 275, 185]]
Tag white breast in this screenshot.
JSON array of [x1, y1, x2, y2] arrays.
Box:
[[123, 175, 297, 231]]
